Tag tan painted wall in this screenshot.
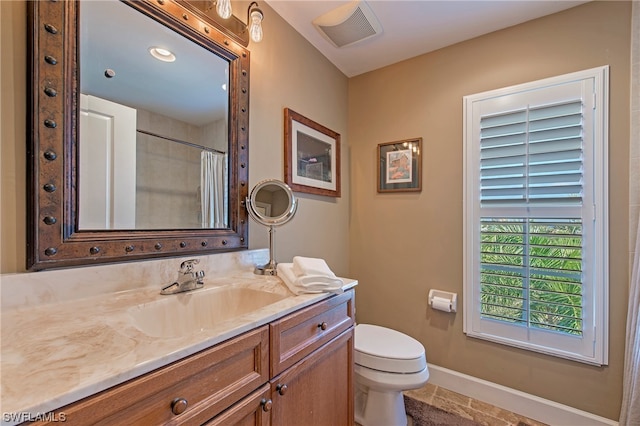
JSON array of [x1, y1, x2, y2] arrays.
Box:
[[1, 1, 27, 272], [348, 1, 631, 420], [245, 2, 350, 275], [0, 1, 350, 275]]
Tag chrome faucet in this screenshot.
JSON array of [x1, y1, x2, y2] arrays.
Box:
[[160, 259, 205, 295]]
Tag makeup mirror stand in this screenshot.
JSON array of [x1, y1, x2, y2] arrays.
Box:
[[246, 179, 298, 276], [256, 225, 277, 275]]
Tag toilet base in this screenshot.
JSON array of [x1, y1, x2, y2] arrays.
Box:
[[355, 385, 408, 426]]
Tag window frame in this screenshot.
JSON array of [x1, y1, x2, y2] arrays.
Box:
[[463, 66, 609, 366]]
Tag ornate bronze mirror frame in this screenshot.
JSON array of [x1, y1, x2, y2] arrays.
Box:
[[27, 0, 250, 270]]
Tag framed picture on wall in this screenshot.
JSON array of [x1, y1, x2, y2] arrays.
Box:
[[377, 138, 422, 193], [284, 108, 341, 197]]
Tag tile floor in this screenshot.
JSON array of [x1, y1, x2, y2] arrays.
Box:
[[403, 383, 548, 426]]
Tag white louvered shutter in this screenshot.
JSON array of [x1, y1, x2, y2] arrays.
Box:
[[463, 67, 608, 365]]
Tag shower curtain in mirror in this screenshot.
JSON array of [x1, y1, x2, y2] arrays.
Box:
[[200, 151, 228, 229]]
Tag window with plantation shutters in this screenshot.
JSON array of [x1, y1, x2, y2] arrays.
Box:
[[463, 67, 609, 365]]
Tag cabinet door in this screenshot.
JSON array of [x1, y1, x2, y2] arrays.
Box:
[[270, 329, 354, 426], [205, 384, 271, 426]]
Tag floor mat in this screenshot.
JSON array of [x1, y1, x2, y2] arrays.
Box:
[[404, 395, 482, 426]]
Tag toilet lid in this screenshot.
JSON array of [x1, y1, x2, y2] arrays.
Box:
[[354, 324, 427, 373]]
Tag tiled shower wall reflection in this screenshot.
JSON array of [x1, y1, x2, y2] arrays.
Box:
[[136, 109, 226, 228]]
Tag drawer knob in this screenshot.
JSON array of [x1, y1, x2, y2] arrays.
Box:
[[318, 322, 328, 331], [261, 398, 273, 412], [276, 384, 288, 395], [171, 398, 188, 415]]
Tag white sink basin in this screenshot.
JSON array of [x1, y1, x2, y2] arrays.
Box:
[[128, 286, 288, 338]]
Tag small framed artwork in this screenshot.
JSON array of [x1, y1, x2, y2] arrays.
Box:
[[377, 138, 422, 193], [284, 108, 341, 197]]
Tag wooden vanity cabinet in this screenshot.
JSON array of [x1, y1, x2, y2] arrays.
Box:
[[29, 290, 354, 426], [269, 291, 355, 425], [30, 326, 270, 426], [214, 290, 355, 426], [270, 330, 354, 426]]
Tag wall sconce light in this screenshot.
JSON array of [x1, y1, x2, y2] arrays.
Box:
[[207, 0, 264, 44], [247, 2, 264, 43], [214, 0, 232, 19]]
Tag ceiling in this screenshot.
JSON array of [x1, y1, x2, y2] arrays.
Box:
[[264, 0, 589, 77], [79, 0, 590, 125]]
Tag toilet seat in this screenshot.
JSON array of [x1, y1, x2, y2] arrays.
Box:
[[355, 364, 430, 391], [355, 324, 427, 374]]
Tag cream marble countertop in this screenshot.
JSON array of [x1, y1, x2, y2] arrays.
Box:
[[1, 271, 356, 422]]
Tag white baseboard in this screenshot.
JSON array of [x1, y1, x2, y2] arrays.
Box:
[[427, 364, 618, 426]]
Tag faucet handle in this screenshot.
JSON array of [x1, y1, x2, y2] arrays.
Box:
[[179, 259, 200, 273]]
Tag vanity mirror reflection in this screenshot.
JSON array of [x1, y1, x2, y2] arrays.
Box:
[[79, 0, 230, 231], [27, 0, 250, 270]]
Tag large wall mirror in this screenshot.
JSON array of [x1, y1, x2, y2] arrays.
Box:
[[27, 0, 250, 270]]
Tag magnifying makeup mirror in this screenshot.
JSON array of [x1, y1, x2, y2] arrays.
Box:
[[246, 179, 298, 275]]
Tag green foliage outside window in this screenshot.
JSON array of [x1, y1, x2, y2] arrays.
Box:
[[479, 218, 583, 336]]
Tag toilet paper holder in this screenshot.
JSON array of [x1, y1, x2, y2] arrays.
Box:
[[428, 289, 457, 313]]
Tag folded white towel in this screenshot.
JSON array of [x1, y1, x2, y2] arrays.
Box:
[[296, 274, 344, 290], [292, 256, 336, 278], [276, 263, 300, 294], [277, 263, 344, 295]]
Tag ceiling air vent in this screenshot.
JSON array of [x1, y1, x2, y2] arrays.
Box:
[[313, 1, 382, 48]]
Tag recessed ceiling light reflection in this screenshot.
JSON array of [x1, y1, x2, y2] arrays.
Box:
[[149, 47, 176, 62]]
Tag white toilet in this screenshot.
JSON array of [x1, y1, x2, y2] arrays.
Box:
[[354, 324, 429, 426]]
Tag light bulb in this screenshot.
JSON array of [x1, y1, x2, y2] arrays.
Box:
[[216, 0, 232, 19], [249, 9, 263, 42]]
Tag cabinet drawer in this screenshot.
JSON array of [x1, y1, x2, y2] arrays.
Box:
[[34, 326, 269, 426], [204, 384, 271, 426], [270, 291, 354, 376]]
